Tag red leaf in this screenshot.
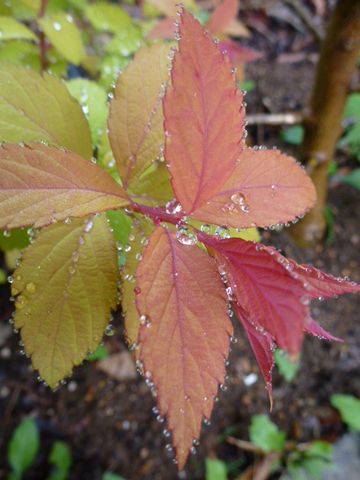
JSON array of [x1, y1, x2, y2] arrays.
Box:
[[203, 236, 307, 354], [206, 0, 238, 34], [191, 148, 316, 229], [305, 318, 343, 342], [136, 226, 232, 468], [163, 10, 245, 213], [148, 17, 175, 39], [219, 40, 263, 65], [237, 310, 275, 405]]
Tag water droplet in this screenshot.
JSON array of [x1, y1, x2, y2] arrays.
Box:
[[105, 324, 115, 336], [3, 229, 10, 237], [64, 217, 72, 224], [15, 295, 26, 310], [53, 22, 62, 31], [176, 227, 197, 246], [84, 219, 94, 232], [25, 282, 36, 294], [166, 199, 183, 215]]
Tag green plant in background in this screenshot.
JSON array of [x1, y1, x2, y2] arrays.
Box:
[[48, 441, 72, 480], [205, 457, 228, 480], [274, 349, 300, 382], [331, 394, 360, 431], [250, 415, 286, 453], [7, 418, 40, 480]]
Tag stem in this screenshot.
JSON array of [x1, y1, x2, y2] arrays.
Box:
[[289, 0, 360, 247], [130, 202, 183, 225], [38, 0, 49, 72]]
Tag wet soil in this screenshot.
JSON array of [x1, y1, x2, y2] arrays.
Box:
[[1, 3, 359, 480]]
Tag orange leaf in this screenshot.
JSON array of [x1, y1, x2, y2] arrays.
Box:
[[191, 148, 316, 229], [108, 43, 170, 189], [136, 226, 232, 468], [0, 143, 129, 229], [163, 10, 245, 213]]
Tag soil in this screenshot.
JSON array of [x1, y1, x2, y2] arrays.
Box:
[[0, 2, 359, 480]]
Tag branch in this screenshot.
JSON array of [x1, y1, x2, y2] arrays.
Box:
[[289, 0, 360, 247]]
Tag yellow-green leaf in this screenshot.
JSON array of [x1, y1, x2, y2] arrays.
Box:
[[66, 79, 108, 145], [0, 143, 129, 229], [85, 2, 132, 33], [0, 63, 92, 159], [0, 16, 37, 41], [39, 13, 85, 65], [12, 215, 119, 387], [122, 217, 153, 347], [130, 162, 173, 205], [105, 23, 143, 57], [108, 43, 169, 189]]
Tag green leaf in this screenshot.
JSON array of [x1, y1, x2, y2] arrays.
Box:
[[0, 268, 6, 283], [0, 40, 40, 70], [249, 415, 286, 453], [331, 394, 360, 431], [48, 441, 72, 480], [105, 24, 143, 57], [0, 16, 37, 41], [106, 210, 132, 247], [274, 349, 300, 382], [8, 417, 40, 480], [341, 93, 360, 160], [341, 168, 360, 191], [205, 458, 228, 480], [0, 64, 92, 159], [99, 55, 130, 91], [288, 441, 334, 480], [12, 215, 119, 388], [87, 344, 109, 362], [85, 2, 132, 33], [39, 13, 85, 65], [66, 79, 108, 145], [102, 473, 126, 480], [281, 125, 304, 146], [0, 228, 29, 251]]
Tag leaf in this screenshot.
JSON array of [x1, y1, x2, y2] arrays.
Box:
[[203, 236, 307, 354], [105, 23, 143, 57], [0, 228, 29, 250], [85, 2, 132, 33], [274, 349, 300, 382], [0, 143, 129, 229], [99, 54, 130, 91], [163, 11, 245, 213], [0, 16, 37, 41], [205, 458, 228, 480], [331, 394, 360, 431], [249, 415, 286, 453], [130, 162, 173, 205], [121, 217, 153, 347], [281, 125, 304, 146], [147, 17, 176, 40], [341, 93, 360, 159], [191, 148, 316, 229], [66, 79, 108, 145], [237, 311, 275, 402], [219, 41, 262, 66], [12, 215, 119, 387], [108, 43, 169, 189], [48, 441, 72, 480], [146, 0, 197, 18], [102, 473, 126, 480], [0, 64, 92, 159], [206, 0, 239, 34], [305, 318, 342, 342], [136, 226, 232, 468], [8, 417, 40, 479], [341, 168, 360, 191], [39, 13, 85, 65], [87, 344, 109, 362]]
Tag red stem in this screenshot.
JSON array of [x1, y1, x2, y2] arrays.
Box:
[[130, 202, 183, 226], [38, 0, 49, 72]]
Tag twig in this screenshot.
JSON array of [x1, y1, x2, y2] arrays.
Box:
[[246, 112, 303, 126], [284, 0, 324, 42], [38, 0, 49, 71]]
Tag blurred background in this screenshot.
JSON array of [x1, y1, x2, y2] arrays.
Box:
[[0, 0, 359, 479]]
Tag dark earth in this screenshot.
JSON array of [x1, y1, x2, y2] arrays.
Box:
[[0, 1, 359, 479]]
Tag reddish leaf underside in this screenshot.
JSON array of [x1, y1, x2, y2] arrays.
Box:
[[135, 227, 232, 468], [191, 148, 317, 229], [201, 234, 358, 397], [0, 143, 129, 229], [163, 10, 245, 213]]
